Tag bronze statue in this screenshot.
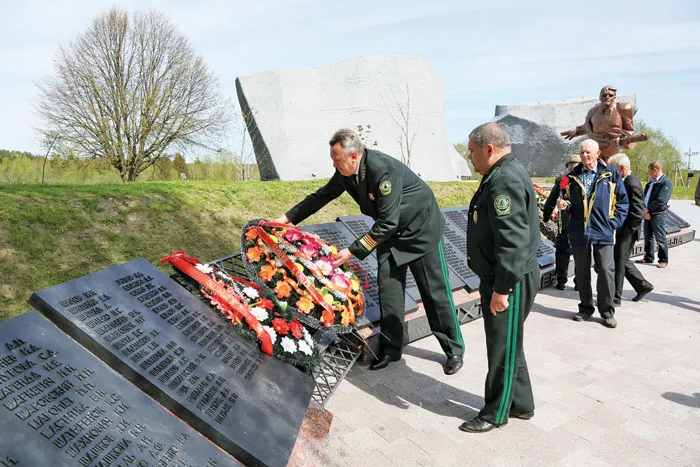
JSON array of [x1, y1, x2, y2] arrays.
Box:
[[561, 86, 648, 161]]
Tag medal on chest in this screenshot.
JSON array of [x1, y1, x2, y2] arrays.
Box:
[[473, 210, 478, 223], [368, 193, 375, 201]]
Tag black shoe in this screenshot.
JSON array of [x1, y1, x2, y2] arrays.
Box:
[[369, 354, 399, 371], [574, 284, 579, 291], [458, 416, 502, 433], [632, 285, 654, 302], [613, 300, 621, 307], [510, 410, 534, 420], [443, 355, 463, 375], [555, 282, 566, 290], [572, 312, 593, 322], [603, 317, 618, 328]]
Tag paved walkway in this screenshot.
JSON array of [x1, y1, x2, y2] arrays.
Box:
[[321, 200, 700, 466]]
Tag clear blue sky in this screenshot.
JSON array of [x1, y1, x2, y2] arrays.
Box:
[[2, 0, 699, 167]]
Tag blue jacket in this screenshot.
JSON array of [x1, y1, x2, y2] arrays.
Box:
[[563, 161, 629, 246], [643, 174, 673, 215]]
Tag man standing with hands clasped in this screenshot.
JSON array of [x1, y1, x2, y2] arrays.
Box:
[[637, 161, 672, 268], [459, 122, 540, 433]]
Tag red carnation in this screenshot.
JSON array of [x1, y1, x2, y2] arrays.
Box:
[[272, 318, 289, 335], [258, 298, 275, 310], [559, 176, 570, 190], [288, 319, 304, 339]]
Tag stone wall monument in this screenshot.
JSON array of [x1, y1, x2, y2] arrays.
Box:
[[236, 55, 471, 181], [493, 94, 637, 177]]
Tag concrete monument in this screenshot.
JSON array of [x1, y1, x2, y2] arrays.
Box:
[[236, 55, 471, 181], [493, 93, 637, 177]]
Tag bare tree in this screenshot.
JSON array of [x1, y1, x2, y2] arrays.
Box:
[[36, 8, 229, 182], [382, 83, 418, 168]]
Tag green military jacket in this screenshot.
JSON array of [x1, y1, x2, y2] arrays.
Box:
[[467, 153, 540, 295], [286, 148, 445, 266]]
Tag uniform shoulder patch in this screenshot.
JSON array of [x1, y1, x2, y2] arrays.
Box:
[[379, 180, 392, 196], [494, 194, 511, 216]]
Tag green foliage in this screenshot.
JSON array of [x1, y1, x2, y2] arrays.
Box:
[[625, 120, 683, 183]]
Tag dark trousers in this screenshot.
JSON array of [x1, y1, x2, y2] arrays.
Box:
[[614, 232, 653, 302], [555, 229, 571, 285], [478, 269, 538, 425], [643, 212, 668, 264], [377, 241, 464, 359], [572, 244, 615, 319]]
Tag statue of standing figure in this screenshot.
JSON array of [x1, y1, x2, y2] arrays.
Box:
[[560, 86, 649, 162]]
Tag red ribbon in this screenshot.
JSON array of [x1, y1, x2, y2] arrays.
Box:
[[253, 226, 336, 326], [161, 251, 273, 355]]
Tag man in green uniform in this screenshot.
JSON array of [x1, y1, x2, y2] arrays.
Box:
[[273, 128, 464, 374], [459, 122, 540, 433]]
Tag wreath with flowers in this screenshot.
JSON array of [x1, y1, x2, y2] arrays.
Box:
[[241, 219, 366, 335], [162, 250, 321, 371], [533, 183, 559, 242]]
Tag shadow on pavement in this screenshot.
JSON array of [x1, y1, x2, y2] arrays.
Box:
[[641, 292, 700, 313], [345, 346, 483, 421], [661, 391, 700, 408]]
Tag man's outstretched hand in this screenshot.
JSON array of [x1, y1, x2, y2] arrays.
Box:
[[272, 215, 291, 224], [331, 248, 352, 268]]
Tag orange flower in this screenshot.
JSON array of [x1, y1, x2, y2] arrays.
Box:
[[274, 281, 292, 299], [288, 320, 304, 339], [272, 318, 289, 335], [245, 228, 258, 240], [246, 246, 264, 263], [295, 295, 315, 314], [259, 264, 277, 282], [341, 309, 355, 326], [320, 308, 335, 326]]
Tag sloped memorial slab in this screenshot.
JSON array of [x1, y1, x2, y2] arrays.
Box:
[[301, 221, 417, 324], [29, 258, 315, 467], [0, 311, 237, 467], [337, 215, 438, 301], [536, 237, 557, 268], [440, 207, 481, 291]]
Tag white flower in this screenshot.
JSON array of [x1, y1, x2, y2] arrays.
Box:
[[297, 340, 313, 355], [242, 287, 259, 299], [263, 326, 277, 344], [344, 271, 353, 278], [303, 328, 314, 347], [250, 307, 268, 322], [278, 301, 288, 311], [280, 336, 297, 354], [195, 263, 213, 274]]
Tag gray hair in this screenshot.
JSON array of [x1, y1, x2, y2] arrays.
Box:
[[469, 122, 510, 149], [580, 139, 599, 151], [329, 128, 365, 155], [607, 153, 630, 169]]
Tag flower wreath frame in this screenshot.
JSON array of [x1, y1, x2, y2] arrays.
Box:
[[162, 250, 321, 371], [240, 219, 367, 336]]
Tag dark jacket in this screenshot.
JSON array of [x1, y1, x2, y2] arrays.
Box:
[[564, 160, 629, 246], [286, 148, 444, 266], [617, 172, 645, 241], [543, 175, 571, 228], [467, 153, 540, 295], [643, 174, 672, 215]]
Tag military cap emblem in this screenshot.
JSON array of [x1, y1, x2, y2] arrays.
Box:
[[494, 195, 511, 216], [379, 180, 392, 196]]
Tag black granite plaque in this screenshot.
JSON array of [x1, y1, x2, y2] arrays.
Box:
[[666, 209, 691, 229], [29, 258, 314, 467], [0, 311, 237, 467], [336, 215, 422, 302], [300, 222, 418, 324], [537, 238, 557, 268], [440, 208, 481, 291]]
